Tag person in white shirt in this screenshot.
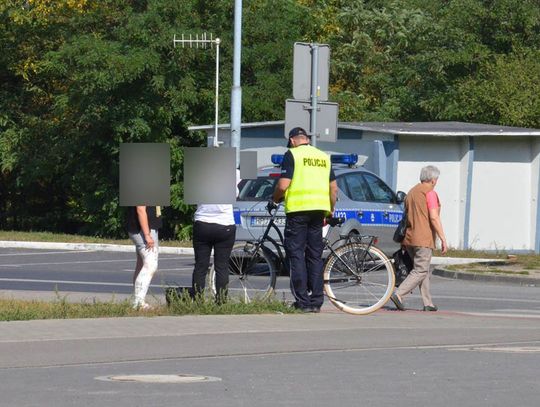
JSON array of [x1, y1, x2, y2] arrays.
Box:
[[191, 171, 240, 303]]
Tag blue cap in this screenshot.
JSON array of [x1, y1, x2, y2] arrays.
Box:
[[288, 127, 309, 147], [288, 127, 308, 138]]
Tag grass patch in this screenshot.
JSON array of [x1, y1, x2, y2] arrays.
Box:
[[445, 267, 530, 276], [433, 249, 508, 259], [0, 297, 138, 321], [165, 290, 295, 316], [516, 254, 540, 270], [0, 294, 297, 322], [0, 230, 192, 247], [445, 252, 540, 273]]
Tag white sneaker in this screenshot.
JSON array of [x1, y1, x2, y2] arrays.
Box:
[[132, 301, 152, 311]]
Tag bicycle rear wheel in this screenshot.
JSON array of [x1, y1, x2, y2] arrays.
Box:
[[323, 243, 395, 315], [207, 242, 277, 302]]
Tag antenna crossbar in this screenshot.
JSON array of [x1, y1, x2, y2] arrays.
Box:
[[173, 32, 218, 49]]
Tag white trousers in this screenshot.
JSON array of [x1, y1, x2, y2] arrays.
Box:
[[129, 229, 159, 306]]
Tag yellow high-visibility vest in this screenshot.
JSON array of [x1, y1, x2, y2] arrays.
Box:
[[284, 145, 331, 214]]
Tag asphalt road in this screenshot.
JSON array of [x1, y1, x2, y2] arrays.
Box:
[[0, 247, 193, 296], [1, 247, 540, 317], [1, 247, 539, 407]]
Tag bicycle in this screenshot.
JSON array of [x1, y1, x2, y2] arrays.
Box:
[[207, 204, 395, 315]]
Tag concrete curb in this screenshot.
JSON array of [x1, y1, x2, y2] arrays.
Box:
[[431, 257, 506, 266], [433, 268, 539, 287], [0, 240, 195, 255]]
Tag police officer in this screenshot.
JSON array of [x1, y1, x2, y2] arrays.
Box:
[[271, 127, 337, 312]]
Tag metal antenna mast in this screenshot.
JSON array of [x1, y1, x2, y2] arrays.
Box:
[[173, 33, 221, 147]]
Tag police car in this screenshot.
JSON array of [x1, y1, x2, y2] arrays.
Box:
[[234, 154, 405, 255]]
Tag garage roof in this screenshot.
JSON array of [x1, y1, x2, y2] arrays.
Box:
[[189, 121, 540, 136], [341, 121, 540, 136]]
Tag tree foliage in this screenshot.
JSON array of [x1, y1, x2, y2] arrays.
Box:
[[315, 0, 540, 123], [0, 0, 311, 238], [1, 0, 540, 238]]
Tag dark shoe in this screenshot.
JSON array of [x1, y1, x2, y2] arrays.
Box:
[[310, 306, 321, 313], [423, 305, 438, 312], [291, 302, 317, 313], [390, 294, 405, 311]]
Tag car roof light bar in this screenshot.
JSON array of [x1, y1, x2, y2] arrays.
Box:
[[271, 153, 358, 166], [271, 154, 284, 165], [331, 154, 358, 166]]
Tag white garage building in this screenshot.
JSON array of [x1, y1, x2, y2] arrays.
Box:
[[189, 121, 540, 253]]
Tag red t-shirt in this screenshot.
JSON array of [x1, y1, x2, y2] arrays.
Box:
[[426, 190, 440, 210]]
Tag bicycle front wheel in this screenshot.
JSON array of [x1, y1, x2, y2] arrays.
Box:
[[207, 242, 277, 302], [323, 243, 395, 315]]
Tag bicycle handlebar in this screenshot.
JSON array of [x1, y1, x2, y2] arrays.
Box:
[[265, 202, 345, 228], [266, 200, 279, 215], [326, 217, 345, 227]]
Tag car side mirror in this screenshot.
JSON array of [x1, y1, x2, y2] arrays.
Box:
[[395, 191, 406, 204]]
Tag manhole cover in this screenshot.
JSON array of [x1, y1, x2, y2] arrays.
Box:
[[95, 374, 221, 383]]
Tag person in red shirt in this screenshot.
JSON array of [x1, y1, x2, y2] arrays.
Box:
[[391, 166, 447, 312]]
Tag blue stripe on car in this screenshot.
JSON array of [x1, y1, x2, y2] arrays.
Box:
[[234, 209, 403, 226], [334, 209, 403, 225]]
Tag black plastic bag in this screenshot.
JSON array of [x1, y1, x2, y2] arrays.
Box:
[[392, 248, 413, 287], [392, 213, 407, 243]]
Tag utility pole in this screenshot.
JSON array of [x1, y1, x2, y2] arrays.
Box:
[[309, 44, 319, 147], [230, 0, 243, 167], [173, 33, 221, 147]]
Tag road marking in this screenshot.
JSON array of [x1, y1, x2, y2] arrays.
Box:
[[457, 311, 540, 319], [95, 374, 221, 383], [494, 309, 540, 314], [404, 293, 540, 304], [121, 268, 193, 272], [0, 250, 93, 257], [0, 277, 163, 288], [450, 346, 540, 353], [0, 257, 188, 267]]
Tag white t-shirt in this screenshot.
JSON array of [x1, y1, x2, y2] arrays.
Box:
[[194, 170, 240, 226], [194, 204, 235, 225]]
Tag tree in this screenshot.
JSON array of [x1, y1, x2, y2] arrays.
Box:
[[313, 0, 540, 126], [0, 0, 313, 238], [450, 50, 540, 127]]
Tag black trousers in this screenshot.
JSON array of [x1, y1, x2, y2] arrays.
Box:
[[192, 221, 236, 300], [284, 210, 325, 308]]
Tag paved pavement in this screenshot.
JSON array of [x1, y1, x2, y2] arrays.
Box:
[[1, 241, 540, 406], [1, 312, 539, 407]]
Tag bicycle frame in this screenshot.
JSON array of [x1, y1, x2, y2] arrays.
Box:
[[242, 206, 379, 278], [244, 208, 287, 274], [322, 234, 378, 278]]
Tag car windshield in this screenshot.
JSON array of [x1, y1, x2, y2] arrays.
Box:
[[238, 177, 277, 201]]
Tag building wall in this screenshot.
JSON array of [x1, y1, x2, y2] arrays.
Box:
[[532, 139, 540, 252], [203, 124, 540, 251], [468, 137, 532, 251], [396, 136, 464, 250]]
